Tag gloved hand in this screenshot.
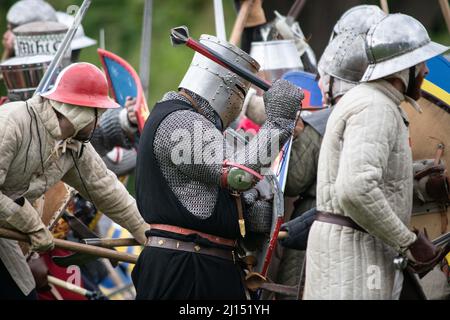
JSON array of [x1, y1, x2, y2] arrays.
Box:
[[279, 207, 317, 250], [6, 198, 55, 253], [29, 228, 54, 253], [406, 228, 444, 276], [131, 223, 150, 246], [263, 79, 304, 122]]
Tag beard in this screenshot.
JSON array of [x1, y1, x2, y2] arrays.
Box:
[[407, 73, 425, 101]]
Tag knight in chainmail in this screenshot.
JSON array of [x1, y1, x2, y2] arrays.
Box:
[[132, 34, 303, 300]]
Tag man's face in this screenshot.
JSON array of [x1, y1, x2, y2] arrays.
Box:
[[2, 24, 15, 55], [409, 62, 429, 101], [73, 120, 96, 142]]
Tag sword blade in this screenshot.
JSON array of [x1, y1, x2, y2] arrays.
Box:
[[34, 0, 92, 95], [139, 0, 153, 98]]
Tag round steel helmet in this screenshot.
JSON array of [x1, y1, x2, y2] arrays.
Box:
[[318, 31, 369, 83], [7, 0, 57, 27], [56, 12, 97, 50], [330, 5, 386, 41], [179, 35, 260, 128], [41, 62, 120, 109], [361, 14, 449, 82]]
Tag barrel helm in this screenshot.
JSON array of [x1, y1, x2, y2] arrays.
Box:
[[361, 14, 449, 83], [179, 34, 260, 128]]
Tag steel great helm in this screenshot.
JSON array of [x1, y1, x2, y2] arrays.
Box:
[[179, 34, 260, 128], [361, 14, 449, 82]]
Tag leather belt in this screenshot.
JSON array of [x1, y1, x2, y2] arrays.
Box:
[[146, 236, 235, 262], [150, 224, 236, 247], [316, 211, 367, 233]]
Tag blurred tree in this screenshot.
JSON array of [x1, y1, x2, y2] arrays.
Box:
[[0, 0, 448, 104]]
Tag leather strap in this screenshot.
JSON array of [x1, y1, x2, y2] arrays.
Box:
[[179, 89, 199, 110], [232, 193, 246, 237], [146, 236, 235, 262], [150, 224, 236, 247], [316, 211, 367, 233], [258, 282, 298, 296]]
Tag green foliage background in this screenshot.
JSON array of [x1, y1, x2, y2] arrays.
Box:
[[0, 0, 448, 107], [0, 0, 237, 106]]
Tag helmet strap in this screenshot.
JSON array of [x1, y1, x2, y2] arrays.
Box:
[[324, 76, 335, 107], [406, 66, 416, 97], [180, 89, 223, 131], [78, 108, 98, 145]]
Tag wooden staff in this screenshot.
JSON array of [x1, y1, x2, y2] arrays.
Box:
[[229, 0, 255, 46], [1, 49, 11, 62], [83, 237, 140, 248], [0, 228, 138, 264], [438, 0, 450, 34], [380, 0, 389, 14], [47, 275, 93, 297]]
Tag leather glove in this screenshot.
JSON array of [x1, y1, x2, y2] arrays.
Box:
[[6, 198, 55, 252], [29, 228, 55, 253], [406, 228, 444, 276], [131, 223, 150, 246], [264, 79, 304, 122]]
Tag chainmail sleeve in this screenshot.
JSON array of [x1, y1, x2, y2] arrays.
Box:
[[155, 109, 294, 186], [91, 109, 134, 157], [245, 200, 273, 233]]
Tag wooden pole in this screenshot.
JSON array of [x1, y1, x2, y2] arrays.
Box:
[[438, 0, 450, 34], [47, 275, 92, 297], [380, 0, 389, 14], [0, 228, 138, 264], [83, 237, 139, 248], [229, 0, 255, 46]]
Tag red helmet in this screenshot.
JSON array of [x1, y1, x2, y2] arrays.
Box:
[[41, 62, 120, 109]]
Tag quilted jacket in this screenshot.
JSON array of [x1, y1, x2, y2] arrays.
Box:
[[0, 96, 146, 295], [304, 80, 417, 300]]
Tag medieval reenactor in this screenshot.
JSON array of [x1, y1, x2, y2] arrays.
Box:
[[234, 5, 387, 298], [303, 13, 448, 300], [132, 34, 303, 299], [0, 62, 149, 300], [2, 0, 57, 60], [277, 5, 387, 297]]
